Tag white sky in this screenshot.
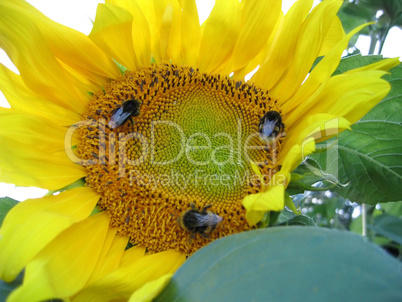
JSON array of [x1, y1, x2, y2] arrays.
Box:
[[0, 0, 401, 201]]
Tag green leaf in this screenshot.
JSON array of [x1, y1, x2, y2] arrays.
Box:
[[0, 197, 19, 227], [332, 54, 384, 76], [156, 227, 402, 302], [369, 214, 402, 244], [380, 201, 402, 216], [395, 13, 402, 27], [275, 210, 315, 226], [337, 2, 373, 40], [361, 0, 390, 10], [287, 158, 339, 196], [311, 61, 402, 205], [383, 0, 402, 21], [341, 2, 375, 21]]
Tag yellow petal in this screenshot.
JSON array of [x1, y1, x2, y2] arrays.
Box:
[[0, 64, 80, 126], [282, 23, 368, 111], [243, 142, 318, 225], [345, 57, 401, 74], [0, 111, 66, 153], [72, 249, 185, 302], [252, 0, 314, 89], [280, 113, 349, 163], [103, 0, 152, 67], [233, 10, 284, 80], [120, 245, 146, 267], [243, 185, 285, 225], [270, 0, 343, 101], [228, 0, 281, 72], [0, 2, 89, 114], [160, 1, 182, 63], [8, 212, 110, 302], [280, 144, 308, 177], [0, 187, 99, 282], [89, 3, 139, 71], [196, 0, 241, 73], [11, 0, 120, 86], [86, 231, 129, 285], [131, 5, 153, 67], [129, 273, 173, 302], [180, 0, 202, 66], [152, 0, 170, 62], [0, 138, 86, 190], [132, 0, 163, 62], [318, 16, 346, 57], [286, 71, 390, 131]]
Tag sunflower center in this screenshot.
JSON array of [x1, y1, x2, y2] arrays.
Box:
[[78, 64, 284, 254]]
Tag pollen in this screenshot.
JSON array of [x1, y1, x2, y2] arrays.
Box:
[[77, 64, 285, 254]]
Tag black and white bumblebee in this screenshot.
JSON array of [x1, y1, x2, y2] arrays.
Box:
[[108, 99, 141, 129], [178, 203, 223, 239], [258, 110, 285, 142]]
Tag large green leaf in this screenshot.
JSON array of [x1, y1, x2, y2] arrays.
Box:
[[156, 227, 402, 302], [311, 59, 402, 205]]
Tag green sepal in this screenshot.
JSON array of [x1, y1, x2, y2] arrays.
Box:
[[268, 211, 281, 226], [90, 206, 101, 216], [257, 211, 270, 228], [284, 192, 300, 215], [114, 60, 128, 74]]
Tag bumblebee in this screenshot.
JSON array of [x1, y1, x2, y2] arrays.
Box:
[[258, 110, 285, 142], [108, 99, 141, 129], [178, 203, 223, 239]]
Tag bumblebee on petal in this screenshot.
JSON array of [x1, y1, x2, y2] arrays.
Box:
[[258, 110, 285, 143], [178, 203, 223, 239], [108, 99, 141, 129]]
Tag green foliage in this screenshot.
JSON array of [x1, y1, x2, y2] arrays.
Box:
[[332, 54, 384, 75], [361, 0, 402, 21], [287, 158, 339, 196], [349, 202, 402, 258], [338, 0, 402, 54], [0, 197, 19, 227], [369, 214, 402, 245], [311, 58, 402, 205], [274, 209, 316, 226], [156, 227, 402, 302], [0, 272, 23, 302]]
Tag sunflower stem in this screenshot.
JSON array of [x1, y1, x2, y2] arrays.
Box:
[[377, 22, 393, 55], [368, 33, 378, 55], [362, 203, 367, 237]]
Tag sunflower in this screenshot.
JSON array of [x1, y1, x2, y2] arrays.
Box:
[[0, 0, 399, 301]]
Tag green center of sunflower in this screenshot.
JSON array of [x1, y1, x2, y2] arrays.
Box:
[[78, 64, 284, 254]]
